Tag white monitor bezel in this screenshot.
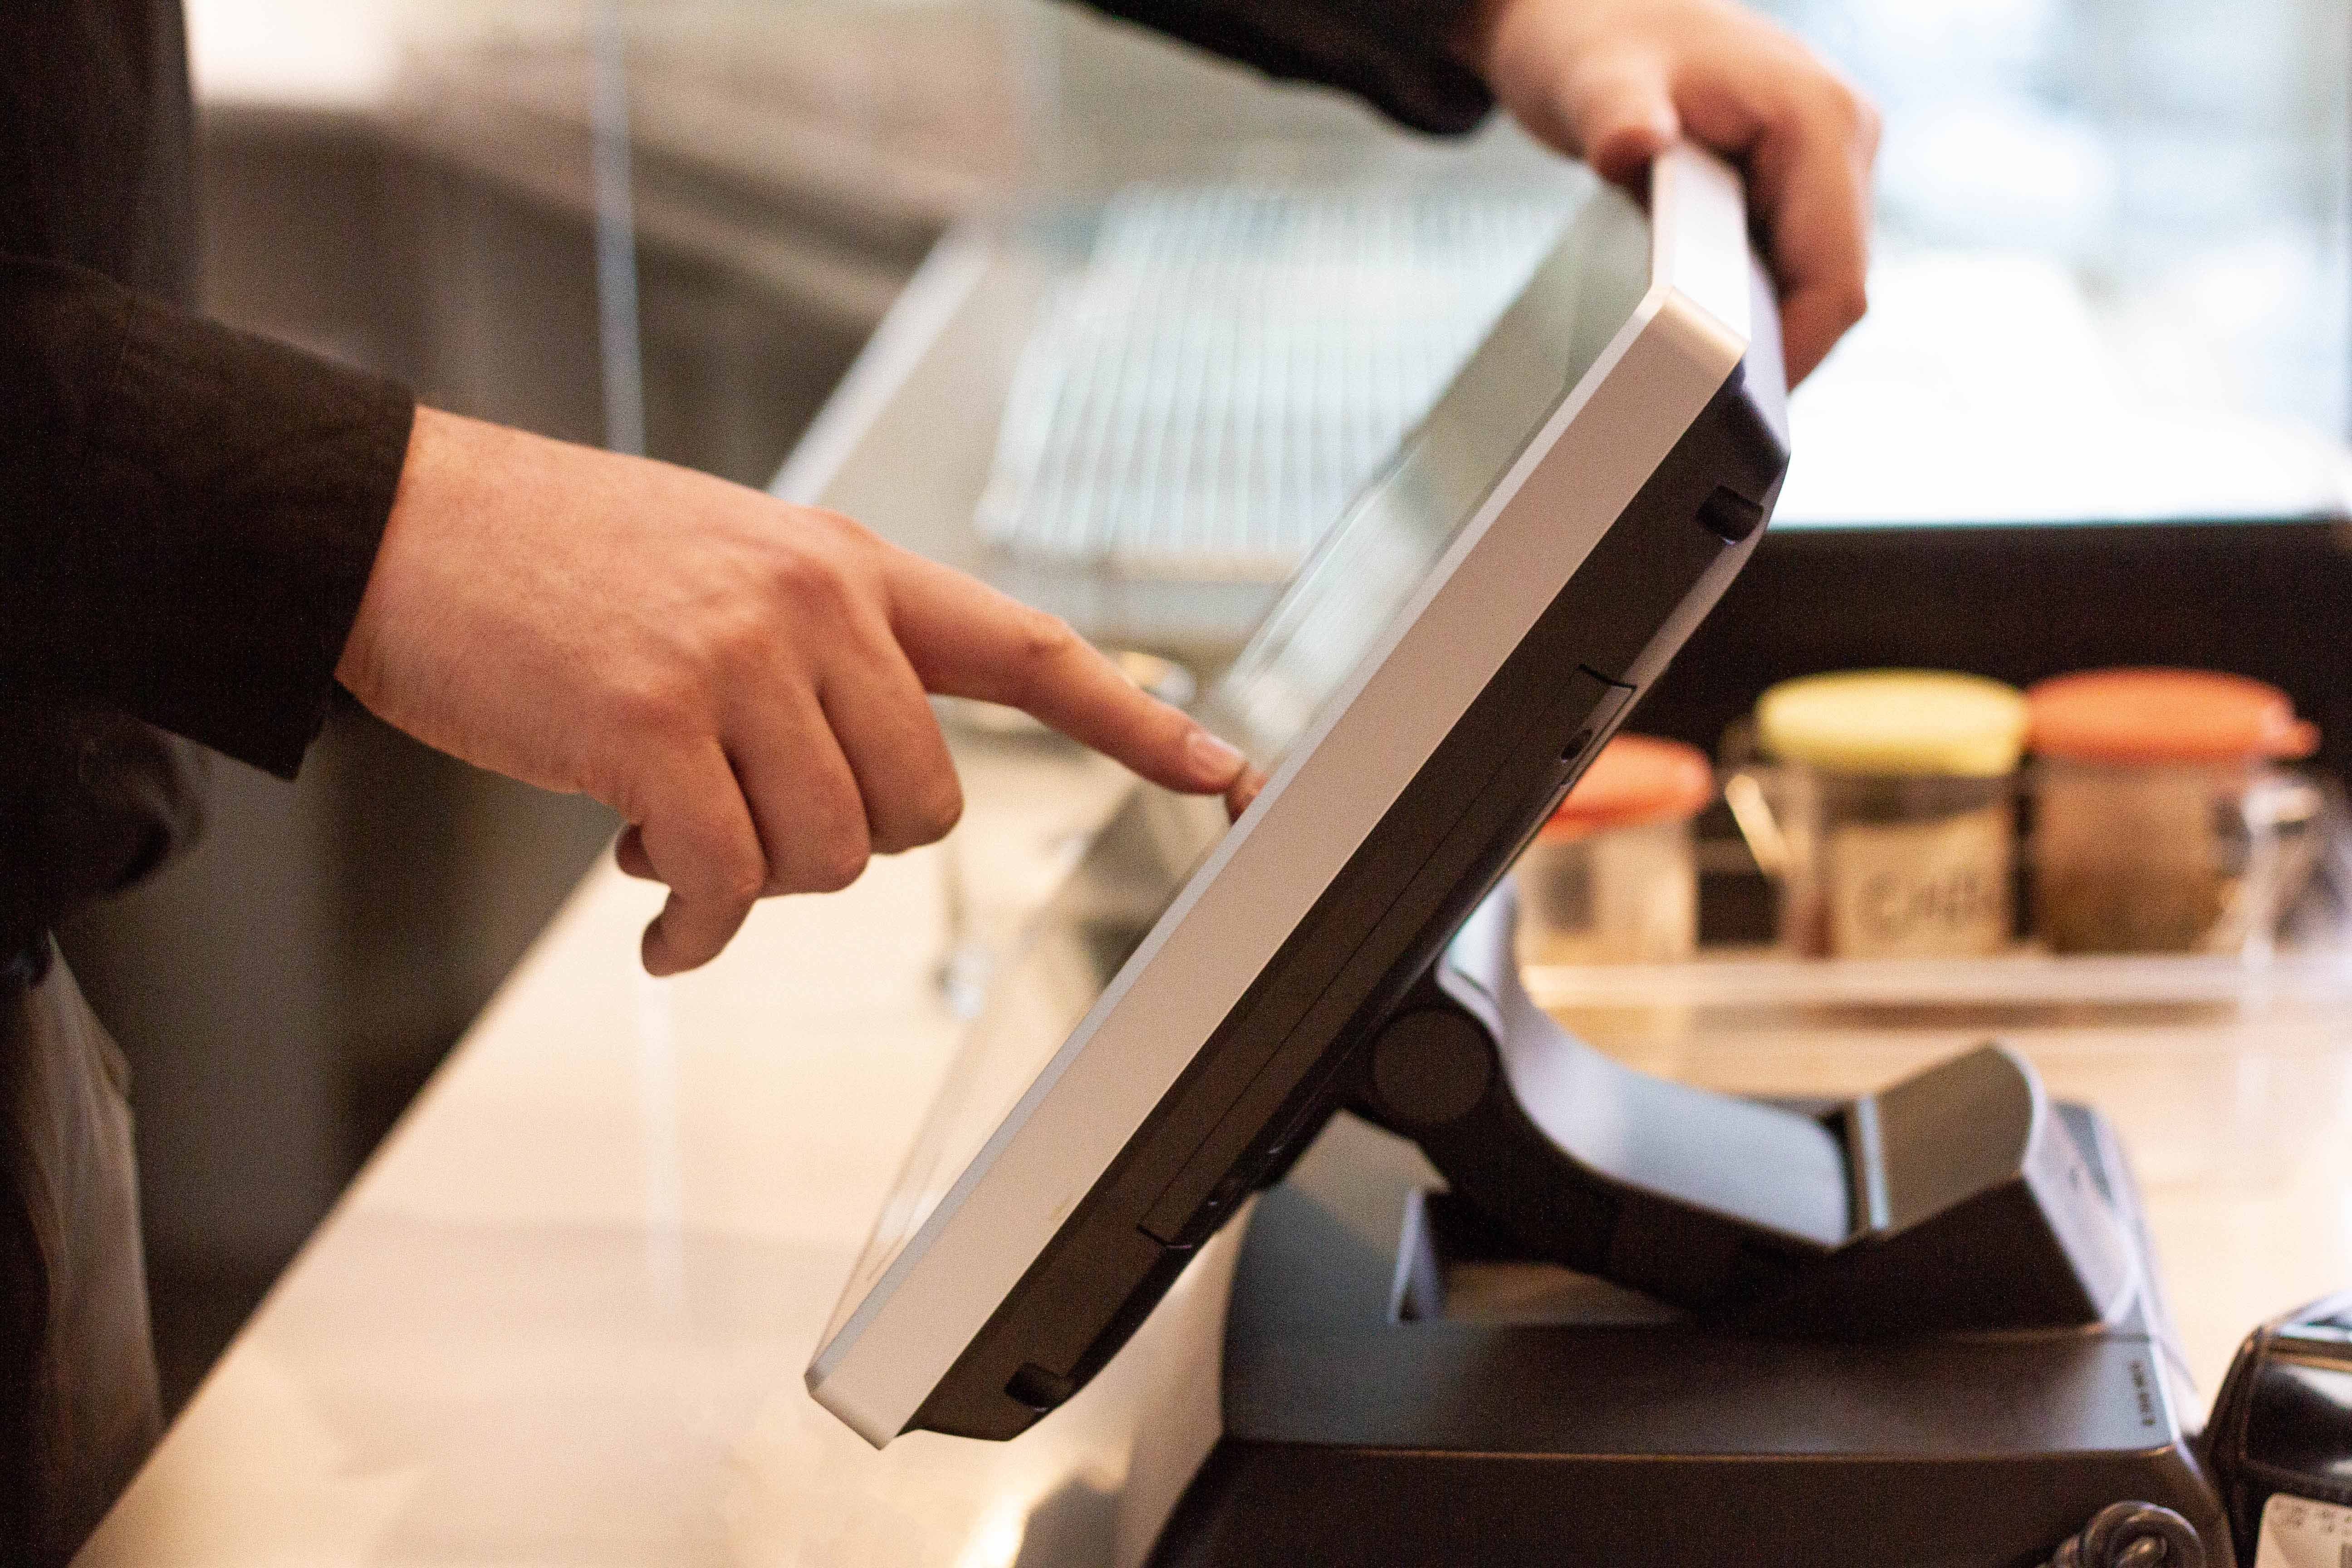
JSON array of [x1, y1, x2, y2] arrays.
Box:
[[810, 147, 1758, 1446]]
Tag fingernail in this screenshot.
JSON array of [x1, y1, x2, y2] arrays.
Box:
[[1185, 728, 1245, 782], [1225, 768, 1266, 822]]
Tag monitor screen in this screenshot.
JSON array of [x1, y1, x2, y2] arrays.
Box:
[[822, 182, 1648, 1344]]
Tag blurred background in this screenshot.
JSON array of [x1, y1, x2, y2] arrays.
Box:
[[61, 0, 2352, 1414]]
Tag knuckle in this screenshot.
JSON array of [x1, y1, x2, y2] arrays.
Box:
[[768, 511, 885, 614], [1830, 277, 1870, 328], [613, 669, 704, 741], [804, 830, 870, 893], [717, 859, 768, 911], [909, 773, 965, 848], [705, 603, 777, 672], [806, 507, 880, 551], [789, 773, 873, 892], [992, 610, 1085, 710], [1853, 94, 1884, 152], [1016, 611, 1081, 671], [769, 544, 852, 612], [1819, 75, 1877, 145]]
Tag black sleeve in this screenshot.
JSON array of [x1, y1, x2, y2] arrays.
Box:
[[1075, 0, 1494, 135], [0, 255, 415, 779]]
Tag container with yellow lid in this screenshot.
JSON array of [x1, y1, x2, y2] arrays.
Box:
[[1754, 670, 2029, 958]]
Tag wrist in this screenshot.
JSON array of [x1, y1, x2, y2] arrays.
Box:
[[337, 405, 456, 701]]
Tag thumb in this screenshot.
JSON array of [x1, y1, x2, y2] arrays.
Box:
[[1561, 54, 1682, 190]]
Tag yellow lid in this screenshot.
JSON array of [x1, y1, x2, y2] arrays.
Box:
[[1757, 670, 2028, 778]]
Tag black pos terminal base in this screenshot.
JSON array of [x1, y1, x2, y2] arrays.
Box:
[[1153, 886, 2221, 1567], [809, 149, 2231, 1566]]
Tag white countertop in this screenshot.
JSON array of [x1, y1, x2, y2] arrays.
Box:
[[76, 732, 1223, 1567]]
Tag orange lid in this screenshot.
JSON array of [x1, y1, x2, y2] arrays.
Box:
[[2027, 668, 2318, 765], [1541, 734, 1714, 839]]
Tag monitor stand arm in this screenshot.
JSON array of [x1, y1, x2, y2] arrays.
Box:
[[1345, 886, 2138, 1334]]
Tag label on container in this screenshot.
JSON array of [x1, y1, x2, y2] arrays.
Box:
[[1825, 804, 2011, 958], [2255, 1492, 2352, 1568]]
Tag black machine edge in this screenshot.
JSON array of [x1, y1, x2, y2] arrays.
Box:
[[1142, 1109, 2231, 1568], [906, 349, 1791, 1441], [2205, 1287, 2352, 1565]]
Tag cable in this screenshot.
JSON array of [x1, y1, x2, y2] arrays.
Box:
[[2040, 1502, 2205, 1568]]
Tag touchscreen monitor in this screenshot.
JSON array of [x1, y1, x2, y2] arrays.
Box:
[[810, 146, 1788, 1446]]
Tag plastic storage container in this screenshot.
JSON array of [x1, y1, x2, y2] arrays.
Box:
[[1757, 671, 2029, 959], [1514, 735, 1713, 965], [2027, 668, 2322, 955]]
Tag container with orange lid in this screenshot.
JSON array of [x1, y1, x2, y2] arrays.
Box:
[[1514, 734, 1714, 965], [2028, 668, 2324, 954]]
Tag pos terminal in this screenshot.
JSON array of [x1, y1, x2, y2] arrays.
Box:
[[808, 149, 2229, 1565]]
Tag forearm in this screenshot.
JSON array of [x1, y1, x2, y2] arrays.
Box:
[[1070, 0, 1877, 385], [1073, 0, 1494, 135]]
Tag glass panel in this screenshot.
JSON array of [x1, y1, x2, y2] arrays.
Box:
[[824, 184, 1653, 1339], [1750, 0, 2352, 524]]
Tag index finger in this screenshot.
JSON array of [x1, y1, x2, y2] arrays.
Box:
[[880, 547, 1249, 795]]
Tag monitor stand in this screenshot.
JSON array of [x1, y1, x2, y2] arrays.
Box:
[[1142, 887, 2233, 1567]]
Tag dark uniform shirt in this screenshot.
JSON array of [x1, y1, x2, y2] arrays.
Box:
[[0, 5, 415, 975]]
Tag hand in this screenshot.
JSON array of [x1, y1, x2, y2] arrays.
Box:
[[1466, 0, 1880, 384], [337, 409, 1251, 975]]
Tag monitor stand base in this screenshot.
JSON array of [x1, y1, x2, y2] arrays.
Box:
[[1340, 886, 2138, 1335], [1143, 1108, 2231, 1568]]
